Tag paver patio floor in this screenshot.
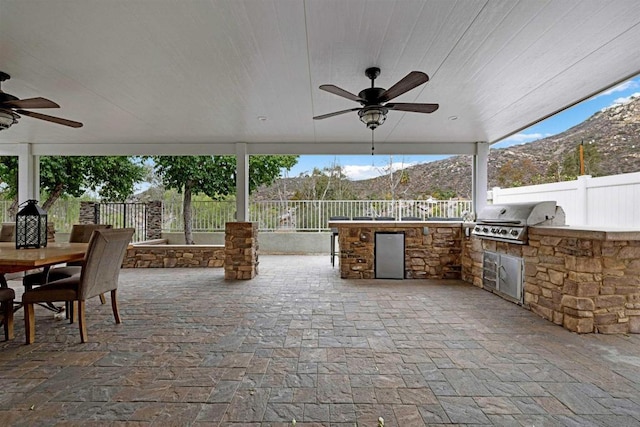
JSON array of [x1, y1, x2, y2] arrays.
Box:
[[1, 255, 640, 426]]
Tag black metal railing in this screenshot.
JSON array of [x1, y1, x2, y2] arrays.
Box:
[[95, 203, 147, 242]]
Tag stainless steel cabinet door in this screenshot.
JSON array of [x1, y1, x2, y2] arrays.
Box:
[[375, 232, 405, 279]]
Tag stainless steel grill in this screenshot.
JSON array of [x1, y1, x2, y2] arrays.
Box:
[[472, 201, 565, 244]]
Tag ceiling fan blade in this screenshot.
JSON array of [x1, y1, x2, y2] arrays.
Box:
[[16, 109, 83, 128], [378, 71, 429, 103], [386, 102, 439, 114], [4, 97, 60, 109], [313, 108, 360, 120], [319, 85, 365, 103]]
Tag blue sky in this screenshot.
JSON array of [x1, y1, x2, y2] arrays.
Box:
[[288, 77, 640, 181]]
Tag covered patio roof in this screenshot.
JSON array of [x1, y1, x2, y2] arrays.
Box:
[[1, 0, 639, 157]]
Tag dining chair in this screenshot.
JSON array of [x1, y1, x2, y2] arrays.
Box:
[[22, 228, 135, 344], [23, 224, 113, 292], [0, 287, 15, 341], [0, 223, 15, 242]]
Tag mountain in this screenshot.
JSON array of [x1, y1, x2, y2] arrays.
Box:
[[257, 95, 640, 200]]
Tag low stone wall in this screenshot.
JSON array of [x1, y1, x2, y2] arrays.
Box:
[[122, 239, 225, 268]]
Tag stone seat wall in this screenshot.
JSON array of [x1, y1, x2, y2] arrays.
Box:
[[122, 239, 225, 268]]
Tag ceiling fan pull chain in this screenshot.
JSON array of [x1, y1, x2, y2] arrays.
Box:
[[371, 129, 375, 156]]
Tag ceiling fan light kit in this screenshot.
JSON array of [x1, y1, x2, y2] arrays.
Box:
[[314, 66, 439, 131], [0, 71, 83, 131], [359, 106, 388, 129], [0, 110, 18, 130]]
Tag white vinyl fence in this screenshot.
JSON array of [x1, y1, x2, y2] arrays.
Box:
[[491, 172, 640, 228]]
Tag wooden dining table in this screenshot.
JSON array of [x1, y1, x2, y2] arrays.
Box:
[[0, 242, 88, 288]]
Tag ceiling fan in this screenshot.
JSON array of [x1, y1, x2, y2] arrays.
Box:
[[0, 71, 83, 131], [313, 67, 439, 129]]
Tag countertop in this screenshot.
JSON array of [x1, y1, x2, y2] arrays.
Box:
[[328, 220, 464, 227], [531, 225, 640, 241]]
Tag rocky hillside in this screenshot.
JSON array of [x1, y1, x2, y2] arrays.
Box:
[[258, 95, 640, 200]]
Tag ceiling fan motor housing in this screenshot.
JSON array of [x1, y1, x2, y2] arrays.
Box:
[[358, 87, 386, 105]]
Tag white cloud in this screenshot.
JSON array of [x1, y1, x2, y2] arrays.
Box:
[[612, 92, 640, 105], [342, 161, 418, 181], [601, 92, 640, 111], [591, 80, 640, 99], [342, 165, 379, 180], [502, 133, 549, 144]]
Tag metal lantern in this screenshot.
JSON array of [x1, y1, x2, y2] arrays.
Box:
[[15, 199, 48, 249]]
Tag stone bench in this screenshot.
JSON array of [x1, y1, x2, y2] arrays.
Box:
[[123, 239, 225, 268]]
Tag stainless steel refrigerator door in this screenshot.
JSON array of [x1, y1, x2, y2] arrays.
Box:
[[375, 232, 405, 279]]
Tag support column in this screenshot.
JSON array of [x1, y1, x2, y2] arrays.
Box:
[[235, 143, 249, 221], [17, 143, 39, 204], [472, 141, 490, 215], [225, 221, 258, 280]]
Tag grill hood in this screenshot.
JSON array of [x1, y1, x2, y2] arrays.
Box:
[[476, 201, 564, 226], [473, 201, 565, 244]]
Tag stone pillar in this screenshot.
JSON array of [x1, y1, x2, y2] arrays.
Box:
[[225, 222, 258, 280], [146, 201, 162, 239], [46, 222, 56, 243], [79, 202, 98, 224]]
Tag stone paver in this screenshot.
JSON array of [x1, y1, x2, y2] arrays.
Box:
[[1, 255, 640, 425]]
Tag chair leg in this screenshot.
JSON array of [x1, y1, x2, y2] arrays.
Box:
[[24, 303, 35, 344], [111, 290, 121, 324], [2, 300, 14, 341], [70, 301, 78, 324], [78, 300, 87, 343], [99, 293, 106, 305]]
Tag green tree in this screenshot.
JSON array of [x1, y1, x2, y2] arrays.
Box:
[[292, 164, 356, 201], [0, 156, 146, 212], [561, 142, 601, 178], [152, 155, 297, 244]]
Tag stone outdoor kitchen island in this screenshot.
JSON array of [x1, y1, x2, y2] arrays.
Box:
[[332, 219, 640, 334], [462, 225, 640, 334], [329, 220, 463, 280]]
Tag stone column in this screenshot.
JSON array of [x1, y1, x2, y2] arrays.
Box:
[[79, 202, 98, 224], [146, 201, 162, 239], [225, 222, 258, 280]]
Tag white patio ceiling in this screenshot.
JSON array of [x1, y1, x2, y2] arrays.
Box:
[[1, 0, 640, 157]]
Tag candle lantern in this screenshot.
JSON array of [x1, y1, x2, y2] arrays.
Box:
[[15, 199, 48, 249]]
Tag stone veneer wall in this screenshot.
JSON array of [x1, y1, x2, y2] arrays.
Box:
[[145, 201, 162, 240], [461, 228, 640, 334], [79, 201, 97, 224], [79, 201, 162, 240], [225, 222, 259, 280], [123, 244, 225, 268], [338, 223, 462, 279]]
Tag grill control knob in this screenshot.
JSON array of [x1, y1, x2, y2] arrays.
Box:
[[510, 229, 519, 236], [482, 227, 489, 233], [474, 226, 481, 232], [499, 229, 508, 235]]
